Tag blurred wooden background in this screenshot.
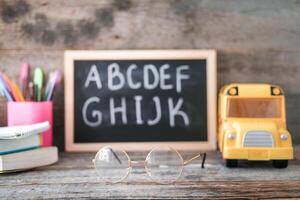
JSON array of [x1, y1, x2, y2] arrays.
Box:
[[0, 0, 299, 150]]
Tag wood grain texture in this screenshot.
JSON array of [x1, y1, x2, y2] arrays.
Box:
[[0, 148, 300, 199], [0, 0, 300, 149]]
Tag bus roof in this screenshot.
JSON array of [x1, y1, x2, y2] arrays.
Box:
[[219, 83, 284, 97]]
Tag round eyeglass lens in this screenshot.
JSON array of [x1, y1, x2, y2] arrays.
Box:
[[145, 147, 184, 184], [93, 146, 131, 183]]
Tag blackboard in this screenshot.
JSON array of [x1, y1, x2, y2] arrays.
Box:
[[65, 50, 216, 151]]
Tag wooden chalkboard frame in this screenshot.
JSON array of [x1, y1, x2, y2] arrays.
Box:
[[65, 50, 217, 152]]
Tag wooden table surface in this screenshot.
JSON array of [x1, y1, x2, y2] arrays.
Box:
[[0, 147, 300, 200]]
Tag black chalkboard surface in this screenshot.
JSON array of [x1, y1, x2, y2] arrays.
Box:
[[65, 50, 216, 151]]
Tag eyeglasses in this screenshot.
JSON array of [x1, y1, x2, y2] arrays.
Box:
[[92, 146, 206, 184]]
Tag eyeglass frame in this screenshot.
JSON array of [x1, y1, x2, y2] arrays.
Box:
[[92, 146, 206, 184]]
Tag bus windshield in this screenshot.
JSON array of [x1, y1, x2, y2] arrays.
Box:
[[227, 98, 282, 118]]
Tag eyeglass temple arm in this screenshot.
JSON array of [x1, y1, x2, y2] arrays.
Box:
[[183, 153, 206, 168], [109, 148, 122, 164]]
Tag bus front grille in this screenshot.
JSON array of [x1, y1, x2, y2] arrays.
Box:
[[243, 131, 274, 147]]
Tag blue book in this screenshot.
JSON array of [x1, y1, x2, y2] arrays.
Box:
[[0, 135, 41, 155]]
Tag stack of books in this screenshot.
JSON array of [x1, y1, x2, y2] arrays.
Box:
[[0, 122, 58, 173]]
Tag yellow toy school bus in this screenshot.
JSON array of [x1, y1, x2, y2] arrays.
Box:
[[218, 84, 293, 168]]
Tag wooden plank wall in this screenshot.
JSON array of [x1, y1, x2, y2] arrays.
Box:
[[0, 0, 299, 150]]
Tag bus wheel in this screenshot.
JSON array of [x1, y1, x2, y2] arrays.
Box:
[[225, 159, 238, 168], [272, 160, 288, 168]]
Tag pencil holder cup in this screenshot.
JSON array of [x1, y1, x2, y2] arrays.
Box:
[[7, 101, 53, 147]]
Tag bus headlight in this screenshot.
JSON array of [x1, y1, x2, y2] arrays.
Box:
[[280, 133, 289, 141], [227, 133, 236, 140]]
